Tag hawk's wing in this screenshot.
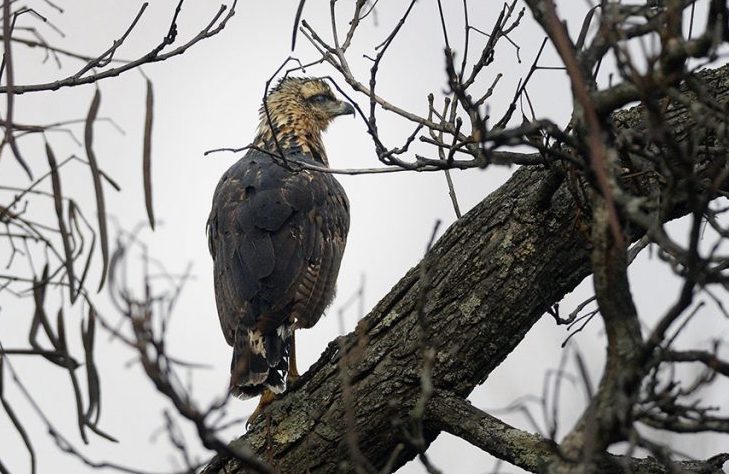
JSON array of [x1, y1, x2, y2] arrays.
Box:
[[207, 150, 349, 395]]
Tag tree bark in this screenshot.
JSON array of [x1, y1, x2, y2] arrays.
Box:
[[203, 63, 729, 474]]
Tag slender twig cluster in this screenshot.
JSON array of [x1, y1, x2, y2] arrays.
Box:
[[0, 2, 238, 472]]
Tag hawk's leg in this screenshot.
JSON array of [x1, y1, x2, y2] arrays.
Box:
[[247, 388, 276, 427], [287, 329, 300, 383]]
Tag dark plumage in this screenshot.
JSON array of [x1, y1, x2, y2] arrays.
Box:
[[207, 77, 352, 399]]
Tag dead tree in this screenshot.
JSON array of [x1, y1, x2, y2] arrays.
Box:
[[3, 1, 729, 473], [202, 1, 729, 473], [202, 64, 729, 474]]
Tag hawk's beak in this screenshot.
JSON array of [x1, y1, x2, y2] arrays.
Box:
[[331, 100, 355, 117]]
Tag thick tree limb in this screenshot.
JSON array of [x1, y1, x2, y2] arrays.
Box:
[[426, 390, 557, 472], [203, 63, 729, 474], [427, 390, 728, 474]]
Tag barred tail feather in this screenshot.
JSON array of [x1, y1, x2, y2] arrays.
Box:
[[229, 323, 293, 398]]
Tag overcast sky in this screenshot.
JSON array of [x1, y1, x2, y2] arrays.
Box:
[[1, 1, 727, 473]]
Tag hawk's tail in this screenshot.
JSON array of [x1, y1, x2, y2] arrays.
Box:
[[229, 323, 293, 399]]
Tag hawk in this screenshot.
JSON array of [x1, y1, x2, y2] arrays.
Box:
[[207, 77, 353, 416]]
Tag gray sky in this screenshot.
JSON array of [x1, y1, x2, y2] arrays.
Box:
[[1, 1, 727, 473]]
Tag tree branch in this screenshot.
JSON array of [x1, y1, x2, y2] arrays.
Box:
[[427, 390, 728, 474]]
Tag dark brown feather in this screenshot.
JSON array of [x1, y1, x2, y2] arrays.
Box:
[[208, 141, 348, 396]]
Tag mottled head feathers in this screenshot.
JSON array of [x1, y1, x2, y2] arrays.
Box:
[[253, 77, 354, 164]]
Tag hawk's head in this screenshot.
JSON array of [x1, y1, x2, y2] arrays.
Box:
[[254, 77, 354, 164]]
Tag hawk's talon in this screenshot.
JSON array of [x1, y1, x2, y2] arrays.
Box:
[[246, 388, 276, 428]]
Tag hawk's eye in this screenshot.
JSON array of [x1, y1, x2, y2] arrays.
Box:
[[309, 94, 331, 104]]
